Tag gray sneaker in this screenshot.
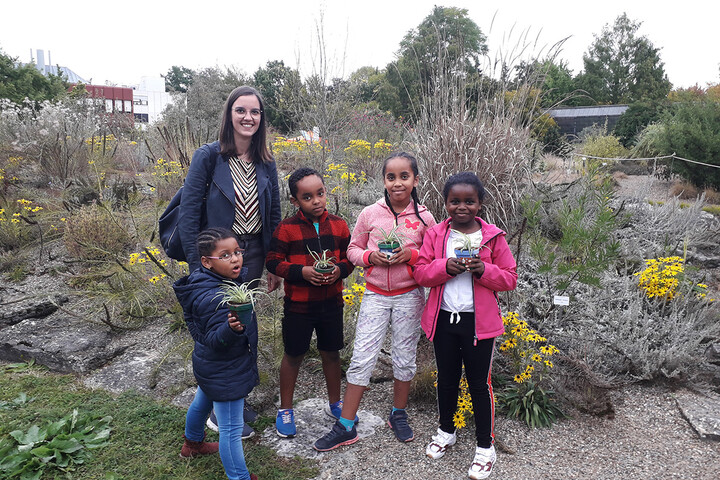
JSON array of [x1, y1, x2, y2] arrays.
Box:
[[313, 420, 359, 452], [387, 409, 414, 442]]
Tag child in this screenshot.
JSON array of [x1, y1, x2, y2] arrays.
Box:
[[265, 167, 354, 438], [173, 227, 259, 480], [414, 172, 517, 480], [314, 152, 436, 451]]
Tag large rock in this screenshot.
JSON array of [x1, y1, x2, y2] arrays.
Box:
[[0, 315, 123, 373], [676, 391, 720, 441], [0, 294, 68, 329], [260, 397, 385, 459]]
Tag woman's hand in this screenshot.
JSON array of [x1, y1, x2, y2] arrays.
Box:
[[368, 250, 391, 266], [267, 272, 282, 292], [466, 258, 485, 276]]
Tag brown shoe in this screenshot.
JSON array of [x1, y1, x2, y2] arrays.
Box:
[[179, 433, 219, 458]]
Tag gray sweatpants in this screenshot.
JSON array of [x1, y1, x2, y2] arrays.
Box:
[[345, 288, 425, 386]]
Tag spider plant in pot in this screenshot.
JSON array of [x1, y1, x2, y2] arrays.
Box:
[[374, 224, 411, 259], [214, 280, 266, 323], [308, 247, 336, 275], [451, 229, 481, 265]]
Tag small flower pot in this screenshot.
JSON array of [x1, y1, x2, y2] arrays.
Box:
[[454, 248, 479, 266], [227, 301, 253, 324], [378, 241, 400, 259], [314, 264, 335, 282]]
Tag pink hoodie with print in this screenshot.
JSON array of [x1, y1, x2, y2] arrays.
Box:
[[414, 217, 517, 341], [348, 199, 436, 295]]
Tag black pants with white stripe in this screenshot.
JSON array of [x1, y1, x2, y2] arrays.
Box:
[[433, 309, 495, 448]]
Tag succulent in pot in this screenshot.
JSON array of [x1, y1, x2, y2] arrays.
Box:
[[308, 247, 336, 275], [451, 229, 481, 265], [213, 280, 266, 323], [374, 224, 414, 259]]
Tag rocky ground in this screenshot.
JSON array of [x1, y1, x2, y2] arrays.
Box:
[[1, 171, 720, 479]]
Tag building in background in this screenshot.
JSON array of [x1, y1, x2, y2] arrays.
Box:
[[131, 76, 171, 124], [29, 49, 171, 125], [548, 105, 629, 139]]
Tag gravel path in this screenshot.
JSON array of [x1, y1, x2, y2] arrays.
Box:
[[289, 377, 720, 480]]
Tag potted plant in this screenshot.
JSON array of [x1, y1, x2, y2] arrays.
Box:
[[308, 247, 336, 275], [451, 229, 481, 265], [214, 281, 266, 323], [374, 224, 413, 259]]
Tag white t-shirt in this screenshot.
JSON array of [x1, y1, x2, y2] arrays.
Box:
[[441, 229, 483, 313]]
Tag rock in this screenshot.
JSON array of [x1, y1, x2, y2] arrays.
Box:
[[675, 391, 720, 441], [0, 294, 68, 329], [260, 397, 385, 459], [708, 343, 720, 366], [0, 315, 123, 373]]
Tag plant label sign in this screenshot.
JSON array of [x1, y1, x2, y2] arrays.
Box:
[[553, 295, 570, 306]]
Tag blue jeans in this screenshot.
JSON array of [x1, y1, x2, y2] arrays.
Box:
[[185, 387, 250, 480]]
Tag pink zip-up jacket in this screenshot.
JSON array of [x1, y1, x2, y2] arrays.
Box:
[[414, 217, 517, 341], [348, 199, 436, 296]]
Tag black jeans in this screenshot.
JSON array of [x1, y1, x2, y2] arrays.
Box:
[[433, 309, 495, 448]]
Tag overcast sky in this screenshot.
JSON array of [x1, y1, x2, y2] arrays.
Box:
[[2, 0, 718, 90]]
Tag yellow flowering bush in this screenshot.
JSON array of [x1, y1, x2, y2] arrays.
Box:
[[496, 311, 563, 427], [634, 256, 714, 305], [634, 256, 684, 300], [430, 371, 474, 430], [151, 157, 185, 199], [324, 162, 367, 221], [0, 199, 44, 250]]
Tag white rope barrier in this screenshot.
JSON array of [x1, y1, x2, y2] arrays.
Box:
[[569, 152, 720, 169]]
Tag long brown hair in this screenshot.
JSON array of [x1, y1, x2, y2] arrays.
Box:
[[218, 86, 272, 163]]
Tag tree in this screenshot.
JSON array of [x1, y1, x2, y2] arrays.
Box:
[[252, 60, 303, 133], [0, 48, 67, 106], [576, 13, 671, 104], [613, 100, 665, 147], [379, 6, 488, 119], [163, 65, 195, 93], [656, 99, 720, 188]]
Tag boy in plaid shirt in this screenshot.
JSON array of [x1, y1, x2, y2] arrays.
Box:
[[266, 167, 354, 438]]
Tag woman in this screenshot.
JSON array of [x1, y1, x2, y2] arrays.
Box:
[[177, 85, 282, 436], [178, 85, 282, 292]]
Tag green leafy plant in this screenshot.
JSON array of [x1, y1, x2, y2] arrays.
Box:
[[496, 311, 563, 428], [499, 381, 564, 428], [213, 280, 267, 308], [307, 247, 336, 271], [0, 392, 33, 411], [0, 409, 112, 479]]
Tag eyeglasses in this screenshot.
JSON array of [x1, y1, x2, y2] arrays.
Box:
[[233, 107, 262, 118], [204, 249, 245, 261]]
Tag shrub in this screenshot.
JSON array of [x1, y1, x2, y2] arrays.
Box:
[[669, 181, 699, 200], [63, 204, 133, 261]]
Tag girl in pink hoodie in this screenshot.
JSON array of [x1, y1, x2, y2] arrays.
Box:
[[314, 152, 435, 452], [414, 172, 517, 480]]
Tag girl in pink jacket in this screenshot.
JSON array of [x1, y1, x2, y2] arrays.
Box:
[[414, 172, 517, 480], [314, 152, 435, 452]]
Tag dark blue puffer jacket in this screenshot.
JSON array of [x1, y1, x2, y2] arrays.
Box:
[[173, 267, 259, 402]]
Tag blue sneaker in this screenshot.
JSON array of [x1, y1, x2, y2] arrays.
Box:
[[313, 420, 359, 451], [276, 409, 296, 438], [388, 409, 414, 442], [325, 401, 359, 424]]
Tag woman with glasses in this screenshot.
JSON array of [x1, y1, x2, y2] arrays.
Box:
[[177, 85, 282, 438], [178, 85, 282, 292]]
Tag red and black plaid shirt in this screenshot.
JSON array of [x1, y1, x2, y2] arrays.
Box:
[[266, 209, 354, 314]]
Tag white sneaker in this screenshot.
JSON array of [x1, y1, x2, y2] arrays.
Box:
[[468, 445, 496, 479], [425, 428, 457, 459]]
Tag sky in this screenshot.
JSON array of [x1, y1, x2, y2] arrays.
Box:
[[2, 0, 718, 90]]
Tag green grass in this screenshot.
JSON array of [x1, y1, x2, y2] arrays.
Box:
[[0, 365, 318, 480]]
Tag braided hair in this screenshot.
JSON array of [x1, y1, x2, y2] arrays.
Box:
[[196, 227, 236, 257], [382, 152, 427, 226]]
